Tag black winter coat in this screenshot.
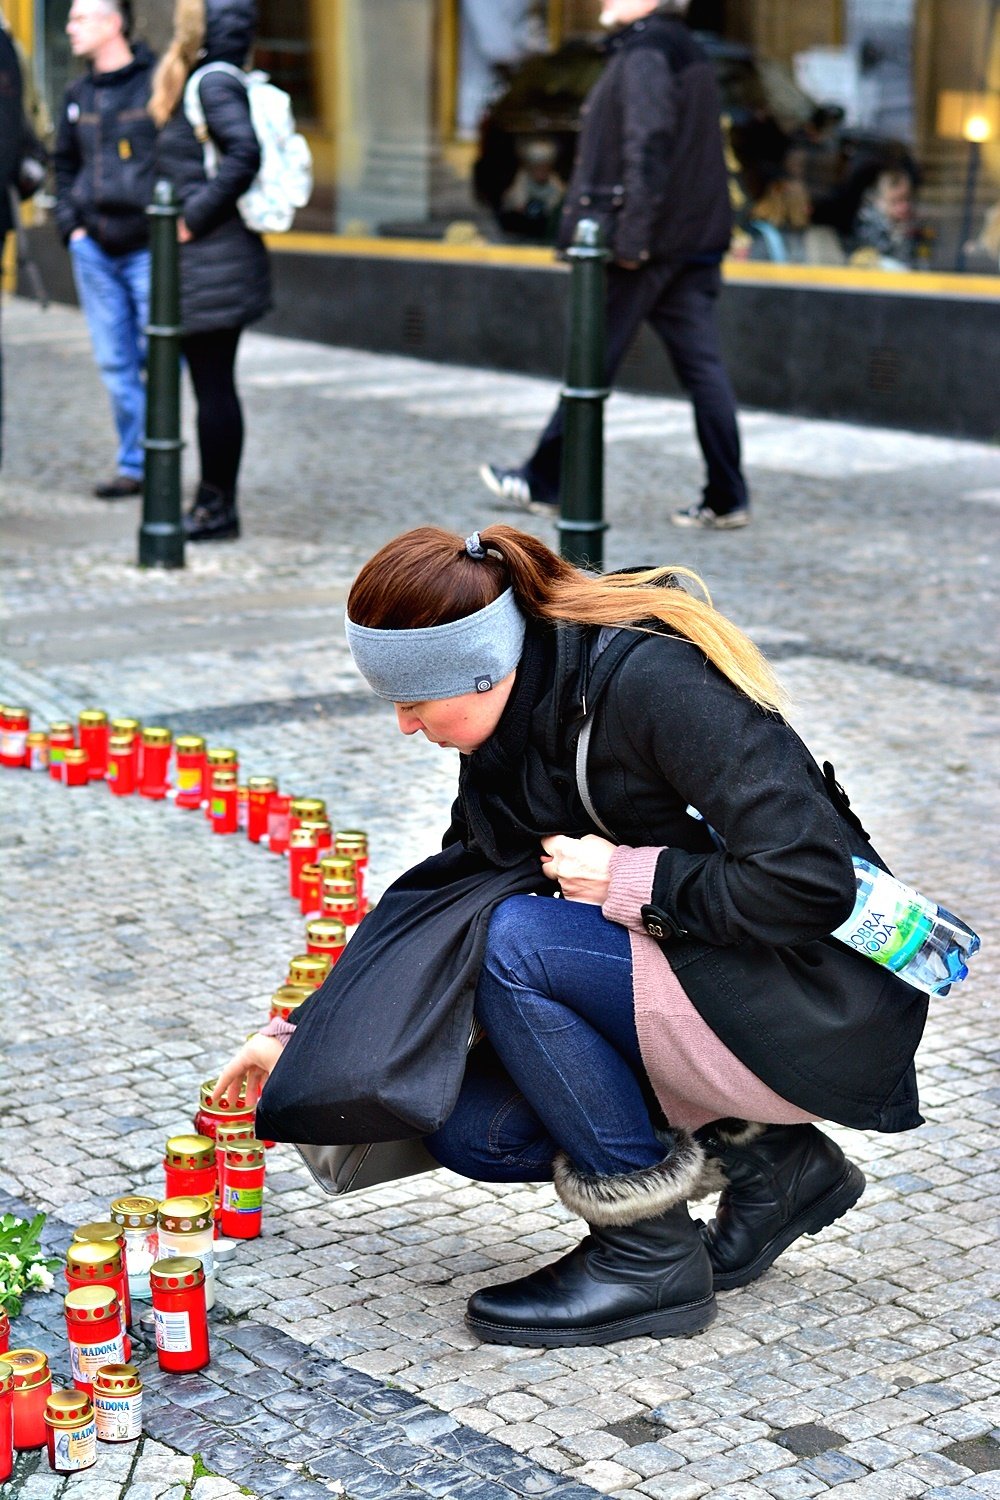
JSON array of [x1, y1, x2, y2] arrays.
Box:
[[154, 1, 271, 335], [53, 43, 157, 254], [558, 15, 732, 264], [0, 27, 23, 240], [582, 629, 927, 1131]]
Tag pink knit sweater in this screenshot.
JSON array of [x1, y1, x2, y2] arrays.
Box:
[[602, 846, 817, 1131]]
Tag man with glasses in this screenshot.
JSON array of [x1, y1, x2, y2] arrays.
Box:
[[54, 0, 157, 499]]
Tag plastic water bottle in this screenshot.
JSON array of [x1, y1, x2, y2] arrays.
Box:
[[831, 858, 980, 996]]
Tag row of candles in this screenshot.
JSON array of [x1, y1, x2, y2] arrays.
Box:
[[0, 1065, 280, 1479], [0, 709, 372, 1478]]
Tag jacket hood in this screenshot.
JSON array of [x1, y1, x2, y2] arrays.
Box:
[[203, 0, 257, 66]]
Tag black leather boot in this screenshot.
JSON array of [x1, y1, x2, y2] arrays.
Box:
[[183, 482, 240, 542], [465, 1135, 717, 1347], [698, 1121, 866, 1290]]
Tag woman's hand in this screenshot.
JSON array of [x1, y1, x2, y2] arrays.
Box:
[[177, 217, 193, 243], [540, 834, 616, 905], [210, 1034, 283, 1110]]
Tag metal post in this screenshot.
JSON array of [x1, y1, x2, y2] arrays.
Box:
[[138, 179, 184, 569], [558, 218, 610, 570]]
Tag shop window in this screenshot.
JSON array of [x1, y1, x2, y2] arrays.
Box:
[[255, 0, 316, 123]]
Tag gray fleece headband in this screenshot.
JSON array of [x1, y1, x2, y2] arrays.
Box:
[[345, 587, 527, 702]]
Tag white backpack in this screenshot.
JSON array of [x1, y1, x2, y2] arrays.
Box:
[[183, 62, 312, 234]]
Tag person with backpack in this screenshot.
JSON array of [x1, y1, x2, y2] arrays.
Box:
[[214, 524, 931, 1349], [149, 0, 272, 542]]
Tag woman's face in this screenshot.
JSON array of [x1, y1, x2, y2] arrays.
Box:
[[393, 671, 516, 754]]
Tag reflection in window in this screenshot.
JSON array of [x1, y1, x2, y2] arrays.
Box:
[[256, 0, 316, 122]]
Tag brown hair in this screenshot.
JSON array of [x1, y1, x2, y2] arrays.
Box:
[[148, 0, 205, 128], [348, 525, 786, 712]]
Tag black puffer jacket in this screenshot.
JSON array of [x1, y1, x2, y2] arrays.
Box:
[[155, 0, 271, 334], [53, 42, 157, 254], [558, 13, 732, 263]]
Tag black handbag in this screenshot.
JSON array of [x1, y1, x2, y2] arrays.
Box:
[[255, 842, 545, 1147]]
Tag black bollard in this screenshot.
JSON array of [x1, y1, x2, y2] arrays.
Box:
[[138, 179, 185, 569], [558, 218, 610, 570]]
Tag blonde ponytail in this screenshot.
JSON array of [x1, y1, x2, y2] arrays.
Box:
[[148, 0, 205, 128], [476, 525, 787, 713]]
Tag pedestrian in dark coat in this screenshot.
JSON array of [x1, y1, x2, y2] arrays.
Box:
[[0, 14, 24, 469], [150, 0, 271, 542], [481, 0, 752, 531], [215, 524, 932, 1350]]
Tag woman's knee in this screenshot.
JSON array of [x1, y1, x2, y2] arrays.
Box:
[[482, 895, 547, 981]]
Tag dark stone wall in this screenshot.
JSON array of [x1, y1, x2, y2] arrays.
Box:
[[20, 224, 1000, 442]]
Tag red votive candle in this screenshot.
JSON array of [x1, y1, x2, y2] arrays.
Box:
[[247, 775, 277, 843], [78, 710, 109, 779], [149, 1259, 210, 1373], [139, 727, 172, 799]]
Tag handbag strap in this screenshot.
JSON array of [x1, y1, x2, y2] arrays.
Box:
[[574, 626, 644, 841]]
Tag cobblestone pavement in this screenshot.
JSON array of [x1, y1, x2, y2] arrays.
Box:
[[1, 294, 998, 1500]]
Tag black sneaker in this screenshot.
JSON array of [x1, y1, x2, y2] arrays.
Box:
[[479, 464, 558, 518], [93, 474, 143, 500], [670, 503, 750, 531]]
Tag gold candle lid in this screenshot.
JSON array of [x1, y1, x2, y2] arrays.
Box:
[[336, 830, 368, 852], [287, 953, 331, 986], [322, 876, 356, 897], [49, 720, 73, 735], [248, 775, 277, 793], [64, 1285, 119, 1322], [66, 1240, 123, 1277], [108, 734, 135, 752], [72, 1222, 121, 1245], [142, 726, 172, 747], [26, 730, 48, 745], [271, 983, 312, 1007], [212, 769, 237, 788], [110, 717, 140, 738], [110, 1196, 159, 1228], [78, 709, 108, 727], [319, 857, 355, 880], [218, 1138, 265, 1167], [299, 818, 331, 836], [290, 797, 326, 820], [165, 1133, 216, 1168], [199, 1077, 250, 1111], [206, 746, 238, 766], [3, 704, 27, 718], [45, 1388, 93, 1426], [215, 1120, 256, 1146], [5, 1348, 50, 1387], [306, 918, 346, 946], [157, 1196, 214, 1234], [93, 1363, 141, 1396], [289, 827, 318, 849], [175, 735, 206, 754], [62, 748, 88, 764], [149, 1257, 204, 1292]]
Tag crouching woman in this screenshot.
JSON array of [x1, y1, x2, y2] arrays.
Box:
[[214, 524, 927, 1348]]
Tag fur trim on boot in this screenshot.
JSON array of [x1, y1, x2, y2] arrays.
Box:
[[705, 1119, 768, 1148], [553, 1132, 706, 1228]]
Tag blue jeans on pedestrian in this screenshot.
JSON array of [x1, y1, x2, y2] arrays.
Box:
[[425, 896, 664, 1182], [69, 235, 150, 479]]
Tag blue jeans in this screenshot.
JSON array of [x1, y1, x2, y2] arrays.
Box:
[[69, 236, 150, 479], [426, 896, 664, 1181]]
